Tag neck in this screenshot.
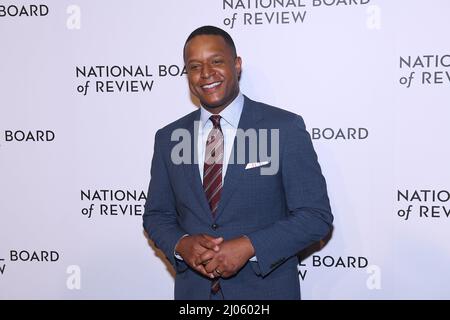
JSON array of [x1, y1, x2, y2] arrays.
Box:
[[204, 90, 240, 115]]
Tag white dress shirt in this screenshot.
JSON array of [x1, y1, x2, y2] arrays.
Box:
[[197, 93, 244, 183]]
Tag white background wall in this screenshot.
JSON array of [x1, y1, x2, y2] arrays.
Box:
[[1, 0, 449, 299]]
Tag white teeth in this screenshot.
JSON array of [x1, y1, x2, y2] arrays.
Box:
[[202, 82, 221, 89]]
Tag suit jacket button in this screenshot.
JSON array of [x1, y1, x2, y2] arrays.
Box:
[[211, 223, 219, 230]]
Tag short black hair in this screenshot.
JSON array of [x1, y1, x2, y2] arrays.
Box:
[[183, 25, 237, 61]]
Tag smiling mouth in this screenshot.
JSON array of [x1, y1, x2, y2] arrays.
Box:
[[201, 81, 222, 90]]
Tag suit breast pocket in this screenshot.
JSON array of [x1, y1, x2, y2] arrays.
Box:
[[240, 168, 283, 205]]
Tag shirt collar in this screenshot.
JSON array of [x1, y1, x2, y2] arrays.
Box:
[[200, 93, 244, 129]]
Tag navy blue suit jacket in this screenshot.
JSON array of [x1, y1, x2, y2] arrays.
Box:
[[143, 96, 333, 299]]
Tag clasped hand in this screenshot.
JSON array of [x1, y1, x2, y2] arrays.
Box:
[[175, 234, 255, 279]]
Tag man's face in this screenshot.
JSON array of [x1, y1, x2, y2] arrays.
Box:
[[184, 35, 242, 114]]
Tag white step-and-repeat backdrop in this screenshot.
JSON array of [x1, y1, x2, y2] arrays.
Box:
[[1, 0, 449, 299]]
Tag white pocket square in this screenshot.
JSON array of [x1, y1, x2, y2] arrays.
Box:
[[245, 161, 270, 170]]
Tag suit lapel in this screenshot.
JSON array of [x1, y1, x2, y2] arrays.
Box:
[[182, 110, 212, 218], [214, 96, 263, 220]]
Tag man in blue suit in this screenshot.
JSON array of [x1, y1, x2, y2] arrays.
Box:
[[143, 25, 333, 300]]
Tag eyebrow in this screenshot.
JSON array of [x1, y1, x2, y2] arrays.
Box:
[[186, 54, 225, 65]]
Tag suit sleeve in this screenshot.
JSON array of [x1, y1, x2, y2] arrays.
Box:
[[143, 129, 187, 269], [247, 115, 333, 277]]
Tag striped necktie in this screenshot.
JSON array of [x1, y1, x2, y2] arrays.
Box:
[[203, 115, 223, 296], [203, 115, 223, 217]]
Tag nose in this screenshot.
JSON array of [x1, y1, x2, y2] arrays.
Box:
[[200, 64, 214, 79]]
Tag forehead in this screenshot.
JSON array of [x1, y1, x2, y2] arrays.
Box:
[[184, 35, 233, 61]]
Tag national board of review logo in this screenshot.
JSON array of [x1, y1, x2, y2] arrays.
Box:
[[10, 250, 59, 262], [0, 4, 49, 17]]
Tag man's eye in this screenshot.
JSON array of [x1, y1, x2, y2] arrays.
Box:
[[212, 59, 223, 65], [189, 65, 200, 70]]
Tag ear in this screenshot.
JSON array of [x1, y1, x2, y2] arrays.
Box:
[[235, 56, 242, 79]]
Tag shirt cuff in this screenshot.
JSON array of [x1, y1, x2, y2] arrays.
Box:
[[174, 234, 189, 260]]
